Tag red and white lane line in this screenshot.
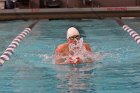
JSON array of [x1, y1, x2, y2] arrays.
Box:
[[0, 27, 31, 65], [122, 25, 140, 44]]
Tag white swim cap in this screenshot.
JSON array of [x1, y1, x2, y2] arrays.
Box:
[[67, 27, 80, 39]]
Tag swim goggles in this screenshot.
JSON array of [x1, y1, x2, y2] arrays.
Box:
[[69, 35, 80, 40]]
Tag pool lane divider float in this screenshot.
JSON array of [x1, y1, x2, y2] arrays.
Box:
[[122, 25, 140, 44], [114, 18, 140, 44], [0, 21, 38, 66]]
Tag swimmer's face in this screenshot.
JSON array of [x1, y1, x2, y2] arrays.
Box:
[[68, 35, 80, 44]]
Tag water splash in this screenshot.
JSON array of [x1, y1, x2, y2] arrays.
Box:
[[39, 54, 55, 64], [54, 38, 103, 64], [68, 38, 96, 63], [42, 38, 107, 65]]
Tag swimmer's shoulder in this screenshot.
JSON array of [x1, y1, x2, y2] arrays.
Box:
[[83, 43, 92, 51], [55, 43, 68, 53]]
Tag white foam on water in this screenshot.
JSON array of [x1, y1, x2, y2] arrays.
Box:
[[41, 37, 109, 65], [68, 38, 96, 63], [39, 54, 54, 64], [54, 38, 105, 64]]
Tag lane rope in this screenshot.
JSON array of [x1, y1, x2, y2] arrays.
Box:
[[114, 17, 140, 44], [122, 25, 140, 44], [0, 21, 38, 66]]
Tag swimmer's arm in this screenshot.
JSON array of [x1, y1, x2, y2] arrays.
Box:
[[55, 59, 67, 64], [85, 58, 94, 63], [84, 43, 93, 52], [54, 54, 67, 64], [84, 43, 94, 63], [55, 46, 68, 64]]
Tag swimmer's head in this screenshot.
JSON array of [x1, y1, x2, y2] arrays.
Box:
[[67, 27, 80, 40]]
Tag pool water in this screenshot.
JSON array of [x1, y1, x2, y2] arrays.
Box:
[[0, 19, 140, 93]]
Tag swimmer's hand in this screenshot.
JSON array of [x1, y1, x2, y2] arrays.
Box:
[[65, 57, 81, 64], [72, 57, 81, 64], [55, 56, 82, 64]]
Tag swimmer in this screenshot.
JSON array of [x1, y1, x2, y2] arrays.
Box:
[[54, 27, 94, 64]]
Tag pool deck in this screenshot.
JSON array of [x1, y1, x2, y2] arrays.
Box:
[[0, 7, 140, 20]]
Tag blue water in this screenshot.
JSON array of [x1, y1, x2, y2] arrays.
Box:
[[0, 19, 140, 93]]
